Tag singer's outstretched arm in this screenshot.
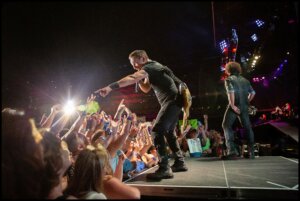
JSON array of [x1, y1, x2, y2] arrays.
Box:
[[95, 70, 148, 97], [117, 70, 148, 87]]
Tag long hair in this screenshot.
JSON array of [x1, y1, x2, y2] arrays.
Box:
[[2, 109, 45, 199], [40, 131, 64, 197], [66, 144, 112, 198]]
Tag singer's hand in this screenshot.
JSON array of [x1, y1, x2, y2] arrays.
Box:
[[94, 86, 112, 97]]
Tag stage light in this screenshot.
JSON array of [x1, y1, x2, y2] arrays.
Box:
[[254, 56, 259, 60], [63, 100, 76, 115], [219, 40, 228, 53], [255, 19, 264, 27], [251, 34, 258, 42]]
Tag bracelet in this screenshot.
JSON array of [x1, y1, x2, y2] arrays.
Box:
[[108, 82, 120, 90]]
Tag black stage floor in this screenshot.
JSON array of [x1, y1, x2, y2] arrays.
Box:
[[125, 156, 298, 199]]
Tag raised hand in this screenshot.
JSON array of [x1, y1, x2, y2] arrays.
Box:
[[129, 125, 139, 138], [94, 86, 112, 97], [117, 99, 125, 111], [184, 124, 192, 134], [51, 104, 63, 114], [113, 99, 126, 121], [87, 94, 96, 104]]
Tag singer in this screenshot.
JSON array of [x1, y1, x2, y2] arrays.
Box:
[[94, 50, 188, 180]]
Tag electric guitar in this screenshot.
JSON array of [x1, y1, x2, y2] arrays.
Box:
[[179, 83, 192, 134], [248, 105, 257, 116]]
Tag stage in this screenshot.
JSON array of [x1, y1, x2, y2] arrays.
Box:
[[125, 156, 298, 199], [269, 121, 298, 142]]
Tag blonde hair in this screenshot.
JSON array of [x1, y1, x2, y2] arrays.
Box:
[[66, 144, 112, 197], [129, 50, 149, 60]]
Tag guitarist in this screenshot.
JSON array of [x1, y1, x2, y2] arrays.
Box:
[[95, 50, 188, 180], [222, 61, 256, 159]]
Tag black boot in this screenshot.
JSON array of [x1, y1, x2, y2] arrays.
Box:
[[146, 166, 174, 180], [222, 147, 239, 160], [171, 160, 188, 172], [146, 156, 173, 180], [248, 145, 255, 159]]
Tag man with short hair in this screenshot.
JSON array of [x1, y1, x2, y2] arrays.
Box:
[[95, 50, 188, 180]]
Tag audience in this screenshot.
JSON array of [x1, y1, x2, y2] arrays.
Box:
[[5, 96, 290, 198]]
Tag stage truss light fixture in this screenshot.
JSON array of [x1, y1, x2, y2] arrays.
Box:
[[251, 34, 258, 42], [255, 19, 265, 27], [219, 40, 228, 53]]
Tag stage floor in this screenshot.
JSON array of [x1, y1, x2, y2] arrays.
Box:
[[125, 156, 298, 199]]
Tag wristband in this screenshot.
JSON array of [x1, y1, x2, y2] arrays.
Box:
[[108, 82, 120, 90]]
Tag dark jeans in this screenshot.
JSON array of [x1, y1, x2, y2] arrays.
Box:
[[222, 105, 255, 155], [152, 100, 184, 170]]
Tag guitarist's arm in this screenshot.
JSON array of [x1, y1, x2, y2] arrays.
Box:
[[138, 77, 151, 93], [248, 83, 256, 103], [228, 92, 240, 115]]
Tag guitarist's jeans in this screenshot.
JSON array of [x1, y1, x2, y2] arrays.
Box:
[[152, 100, 185, 170], [222, 105, 255, 156]]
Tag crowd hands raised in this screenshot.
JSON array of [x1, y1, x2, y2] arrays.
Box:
[[2, 96, 144, 199], [3, 94, 239, 199], [177, 114, 226, 158]]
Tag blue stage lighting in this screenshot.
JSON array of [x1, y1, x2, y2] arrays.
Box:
[[219, 40, 227, 53], [251, 34, 258, 42], [255, 19, 264, 27]]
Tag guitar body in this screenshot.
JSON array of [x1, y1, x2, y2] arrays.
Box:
[[179, 83, 192, 134], [248, 105, 257, 116]]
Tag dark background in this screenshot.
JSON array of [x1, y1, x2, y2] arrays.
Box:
[[2, 1, 298, 130]]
